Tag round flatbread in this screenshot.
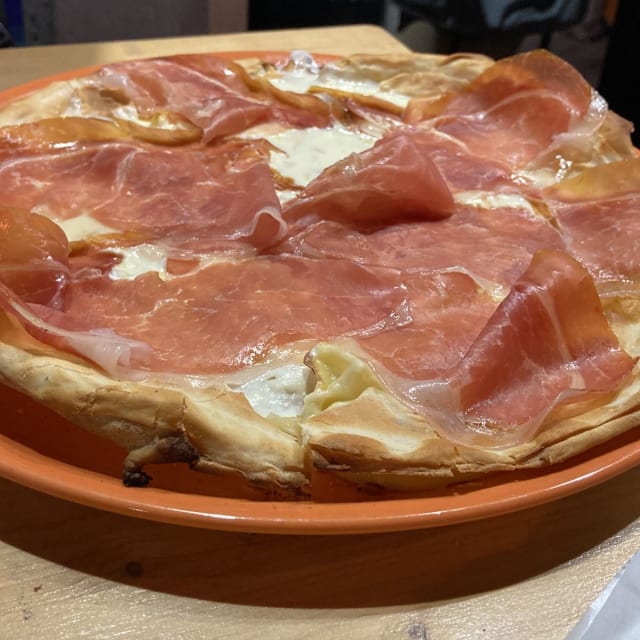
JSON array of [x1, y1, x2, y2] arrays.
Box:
[[0, 49, 638, 499]]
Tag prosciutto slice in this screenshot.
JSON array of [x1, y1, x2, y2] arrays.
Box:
[[0, 252, 410, 377], [283, 128, 456, 226], [397, 129, 517, 192], [406, 50, 608, 170], [0, 207, 70, 309], [388, 250, 636, 447], [97, 55, 329, 142], [280, 203, 564, 292], [358, 271, 497, 379], [0, 139, 286, 252], [545, 158, 640, 288], [0, 115, 202, 148]]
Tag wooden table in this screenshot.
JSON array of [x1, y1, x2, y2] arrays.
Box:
[[1, 24, 640, 640], [0, 24, 408, 91]]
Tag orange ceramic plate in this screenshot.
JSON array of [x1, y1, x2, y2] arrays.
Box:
[[2, 381, 640, 535], [1, 53, 640, 535]]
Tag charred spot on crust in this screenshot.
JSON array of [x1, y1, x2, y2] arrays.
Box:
[[157, 435, 200, 464], [121, 433, 200, 488], [122, 468, 152, 487]]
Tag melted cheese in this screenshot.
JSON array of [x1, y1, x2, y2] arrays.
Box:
[[303, 342, 383, 417], [55, 212, 117, 242], [30, 208, 117, 243], [315, 75, 409, 108], [111, 104, 185, 130], [265, 125, 377, 188], [270, 52, 410, 108], [237, 364, 311, 417], [109, 244, 170, 281], [60, 97, 186, 131], [454, 191, 537, 214]]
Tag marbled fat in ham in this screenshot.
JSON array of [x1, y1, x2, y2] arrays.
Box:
[[358, 271, 497, 379], [406, 50, 610, 171], [280, 204, 564, 292], [3, 255, 410, 376]]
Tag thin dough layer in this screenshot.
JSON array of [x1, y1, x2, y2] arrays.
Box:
[[0, 50, 639, 500]]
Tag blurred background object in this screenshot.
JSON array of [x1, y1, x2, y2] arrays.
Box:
[[599, 0, 639, 144], [0, 20, 11, 47], [387, 0, 591, 53], [0, 0, 249, 45], [0, 1, 615, 85], [53, 0, 208, 43], [248, 0, 384, 29], [3, 0, 53, 45], [0, 0, 12, 47], [389, 0, 609, 85]]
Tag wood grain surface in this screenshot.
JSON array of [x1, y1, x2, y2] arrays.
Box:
[[1, 24, 639, 640], [2, 468, 640, 639]]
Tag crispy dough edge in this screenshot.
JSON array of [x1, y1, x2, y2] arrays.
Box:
[[2, 321, 640, 498], [0, 336, 307, 496], [301, 369, 640, 493]]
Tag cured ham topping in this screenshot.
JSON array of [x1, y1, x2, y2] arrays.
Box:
[[398, 130, 517, 192], [440, 49, 592, 118], [0, 292, 152, 374], [280, 203, 563, 292], [283, 128, 455, 226], [97, 55, 330, 142], [358, 271, 496, 379], [1, 255, 410, 376], [406, 50, 606, 170], [390, 250, 636, 447], [0, 115, 201, 148], [0, 139, 286, 253], [545, 159, 640, 286], [0, 207, 70, 309]]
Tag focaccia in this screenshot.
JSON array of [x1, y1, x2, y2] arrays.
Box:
[[0, 49, 639, 500]]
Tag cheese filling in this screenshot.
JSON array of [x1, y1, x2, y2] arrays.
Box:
[[265, 125, 377, 188], [53, 211, 117, 242], [109, 244, 170, 281], [236, 365, 311, 418], [453, 191, 538, 214], [270, 51, 411, 109]]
